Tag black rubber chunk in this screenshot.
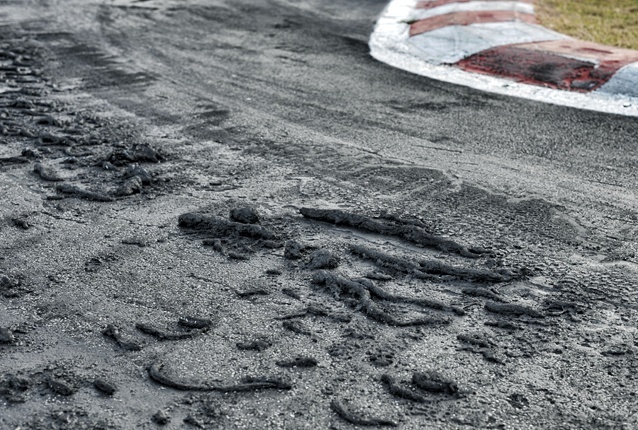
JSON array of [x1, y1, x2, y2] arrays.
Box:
[[481, 349, 506, 365], [115, 176, 143, 196], [236, 289, 269, 298], [202, 238, 225, 253], [457, 333, 492, 348], [462, 288, 506, 302], [39, 132, 71, 146], [148, 362, 213, 391], [178, 213, 276, 240], [458, 334, 506, 364], [305, 304, 330, 317], [275, 356, 318, 368], [94, 379, 117, 396], [381, 374, 427, 403], [102, 324, 142, 351], [351, 245, 509, 283], [226, 376, 292, 392], [123, 164, 152, 185], [184, 415, 204, 428], [259, 240, 284, 249], [36, 115, 61, 126], [411, 371, 458, 395], [281, 288, 301, 299], [135, 323, 205, 340], [484, 301, 544, 318], [129, 144, 164, 163], [0, 156, 29, 164], [237, 340, 270, 351], [356, 277, 465, 316], [229, 207, 260, 224], [330, 399, 398, 427], [300, 208, 482, 258], [56, 184, 114, 202], [484, 321, 520, 330], [0, 275, 24, 299], [306, 250, 340, 270], [418, 259, 513, 283], [284, 240, 304, 260], [5, 374, 30, 392], [312, 271, 451, 327], [350, 245, 431, 279], [121, 237, 149, 247], [47, 377, 76, 396], [178, 316, 214, 330], [228, 252, 249, 260], [148, 362, 292, 392], [21, 148, 41, 158], [277, 305, 351, 323], [282, 320, 313, 336], [366, 272, 393, 281], [275, 311, 309, 321], [544, 299, 580, 310], [109, 144, 164, 165], [33, 162, 63, 181]]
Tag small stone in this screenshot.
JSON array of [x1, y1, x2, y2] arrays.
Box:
[[94, 379, 117, 396], [152, 410, 170, 425], [101, 161, 117, 170], [0, 327, 15, 344], [183, 415, 203, 428], [11, 218, 29, 229], [21, 148, 40, 158]]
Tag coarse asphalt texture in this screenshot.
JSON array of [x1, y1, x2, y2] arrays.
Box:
[[371, 0, 638, 116], [0, 0, 637, 429]]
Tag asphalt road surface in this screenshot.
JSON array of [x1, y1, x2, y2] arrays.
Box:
[[1, 0, 637, 429]]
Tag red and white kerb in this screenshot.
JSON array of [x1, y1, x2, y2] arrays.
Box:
[[370, 0, 638, 116]]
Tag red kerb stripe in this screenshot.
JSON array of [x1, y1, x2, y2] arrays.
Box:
[[410, 10, 536, 36], [515, 40, 638, 67], [416, 0, 534, 10], [455, 45, 630, 92]]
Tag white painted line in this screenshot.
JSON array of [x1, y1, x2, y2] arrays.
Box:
[[409, 22, 566, 64], [370, 0, 638, 116], [406, 2, 534, 22]]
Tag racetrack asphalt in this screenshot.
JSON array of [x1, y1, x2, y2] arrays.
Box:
[[1, 0, 637, 428]]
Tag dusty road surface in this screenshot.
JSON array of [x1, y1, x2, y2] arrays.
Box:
[[1, 0, 637, 428]]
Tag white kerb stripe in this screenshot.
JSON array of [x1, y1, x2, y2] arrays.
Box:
[[408, 22, 568, 65], [381, 0, 419, 20], [406, 2, 534, 22], [597, 62, 638, 98]]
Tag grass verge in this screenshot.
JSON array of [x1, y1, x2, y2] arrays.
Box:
[[535, 0, 638, 50]]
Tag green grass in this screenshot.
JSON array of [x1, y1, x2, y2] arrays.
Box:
[[536, 0, 638, 50]]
